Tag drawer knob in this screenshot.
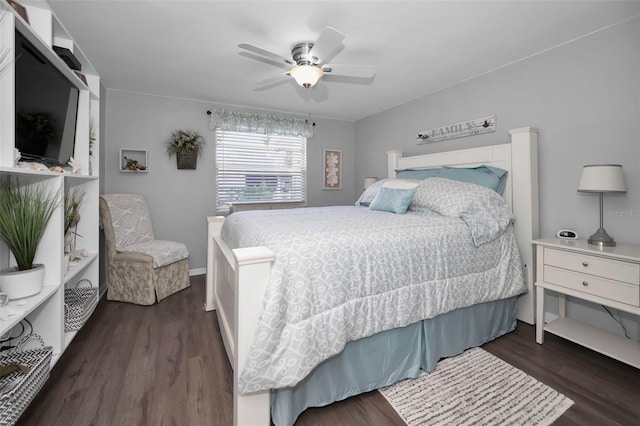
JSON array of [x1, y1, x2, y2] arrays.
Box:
[[582, 281, 589, 286], [582, 261, 589, 267]]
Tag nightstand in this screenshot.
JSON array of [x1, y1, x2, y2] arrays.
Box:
[[533, 238, 640, 368]]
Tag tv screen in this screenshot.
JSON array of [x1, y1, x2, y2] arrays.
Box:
[[15, 31, 79, 168]]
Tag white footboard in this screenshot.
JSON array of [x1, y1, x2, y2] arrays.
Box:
[[206, 216, 275, 426]]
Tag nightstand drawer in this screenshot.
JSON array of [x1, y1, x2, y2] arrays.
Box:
[[544, 265, 640, 306], [544, 248, 640, 285]]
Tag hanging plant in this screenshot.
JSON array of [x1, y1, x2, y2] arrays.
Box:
[[165, 129, 205, 169], [164, 129, 205, 158]]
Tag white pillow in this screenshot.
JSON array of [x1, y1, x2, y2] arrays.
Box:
[[356, 179, 421, 206], [383, 179, 419, 190], [355, 179, 388, 206]]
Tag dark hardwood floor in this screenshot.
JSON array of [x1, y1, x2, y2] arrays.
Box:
[[18, 276, 639, 426]]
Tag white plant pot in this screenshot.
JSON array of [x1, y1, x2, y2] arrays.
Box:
[[0, 264, 45, 300]]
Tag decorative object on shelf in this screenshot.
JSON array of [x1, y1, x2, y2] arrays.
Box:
[[417, 115, 496, 144], [7, 0, 29, 24], [122, 156, 146, 172], [165, 129, 205, 169], [15, 161, 48, 172], [64, 187, 84, 254], [0, 177, 60, 299], [577, 164, 626, 247], [0, 334, 52, 425], [73, 70, 87, 85], [323, 149, 342, 189], [66, 248, 90, 271], [64, 279, 97, 332], [0, 264, 44, 300], [119, 149, 148, 173], [66, 157, 80, 174], [52, 46, 81, 71]]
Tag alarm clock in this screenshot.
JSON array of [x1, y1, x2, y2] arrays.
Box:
[[556, 229, 579, 240]]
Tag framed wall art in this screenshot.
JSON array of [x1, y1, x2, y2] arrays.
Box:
[[323, 149, 341, 190], [120, 148, 148, 173]]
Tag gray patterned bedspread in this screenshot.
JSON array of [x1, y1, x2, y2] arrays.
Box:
[[221, 204, 525, 393]]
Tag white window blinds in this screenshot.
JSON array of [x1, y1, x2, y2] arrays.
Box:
[[215, 130, 307, 214]]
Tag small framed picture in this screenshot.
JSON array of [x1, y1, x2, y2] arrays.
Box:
[[323, 149, 341, 190], [120, 148, 148, 173]]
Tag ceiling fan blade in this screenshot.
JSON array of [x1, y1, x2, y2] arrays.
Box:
[[321, 64, 375, 79], [239, 52, 291, 70], [239, 43, 294, 66], [310, 27, 345, 64], [253, 72, 291, 89]]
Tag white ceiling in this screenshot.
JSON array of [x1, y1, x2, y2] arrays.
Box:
[[45, 0, 640, 122]]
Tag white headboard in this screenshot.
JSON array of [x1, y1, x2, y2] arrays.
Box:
[[387, 127, 539, 324]]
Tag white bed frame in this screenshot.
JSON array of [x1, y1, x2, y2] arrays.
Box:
[[205, 126, 539, 426]]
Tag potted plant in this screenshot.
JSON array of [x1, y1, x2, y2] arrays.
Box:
[[165, 129, 205, 169], [88, 117, 96, 175], [0, 176, 60, 299], [64, 187, 84, 254]]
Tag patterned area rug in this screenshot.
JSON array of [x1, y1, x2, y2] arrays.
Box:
[[379, 347, 574, 426]]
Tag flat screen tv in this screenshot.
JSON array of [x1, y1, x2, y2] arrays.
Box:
[[15, 30, 79, 168]]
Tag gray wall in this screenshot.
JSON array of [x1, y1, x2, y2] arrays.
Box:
[[103, 91, 355, 272], [354, 17, 640, 338]]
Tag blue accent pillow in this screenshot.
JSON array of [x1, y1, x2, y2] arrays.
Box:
[[395, 168, 441, 180], [369, 187, 416, 214], [437, 165, 508, 194]]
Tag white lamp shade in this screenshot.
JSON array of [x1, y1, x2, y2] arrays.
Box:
[[290, 65, 323, 88], [578, 164, 626, 193], [364, 177, 378, 189]]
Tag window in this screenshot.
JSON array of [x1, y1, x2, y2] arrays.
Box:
[[215, 130, 306, 214]]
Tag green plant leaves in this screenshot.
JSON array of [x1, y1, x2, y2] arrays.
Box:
[[0, 177, 60, 271], [165, 129, 205, 158]]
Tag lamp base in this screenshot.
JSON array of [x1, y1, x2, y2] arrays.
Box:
[[588, 227, 616, 247]]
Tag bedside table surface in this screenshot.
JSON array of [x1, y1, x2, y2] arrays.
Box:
[[533, 238, 640, 263]]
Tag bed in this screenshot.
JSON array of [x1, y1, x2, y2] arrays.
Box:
[[205, 127, 539, 426]]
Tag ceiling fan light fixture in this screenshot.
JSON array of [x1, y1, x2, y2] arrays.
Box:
[[290, 65, 323, 88]]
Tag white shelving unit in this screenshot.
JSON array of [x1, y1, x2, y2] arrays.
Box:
[[0, 0, 100, 370]]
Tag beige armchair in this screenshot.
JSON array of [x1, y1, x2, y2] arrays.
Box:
[[99, 194, 190, 305]]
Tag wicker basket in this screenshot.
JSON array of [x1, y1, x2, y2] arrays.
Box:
[[0, 334, 52, 426], [64, 279, 98, 332]]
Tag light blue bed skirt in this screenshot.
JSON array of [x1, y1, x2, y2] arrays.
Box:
[[271, 297, 518, 426]]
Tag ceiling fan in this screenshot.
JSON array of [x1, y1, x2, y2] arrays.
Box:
[[238, 26, 375, 89]]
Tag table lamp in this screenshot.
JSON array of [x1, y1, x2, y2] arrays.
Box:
[[577, 164, 626, 247]]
